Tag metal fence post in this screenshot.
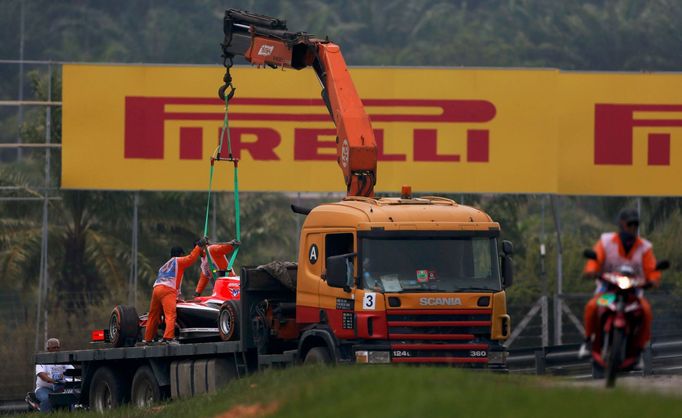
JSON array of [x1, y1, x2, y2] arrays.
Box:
[[534, 350, 546, 375], [16, 0, 25, 161], [128, 192, 139, 306], [643, 343, 653, 376], [550, 195, 563, 345]]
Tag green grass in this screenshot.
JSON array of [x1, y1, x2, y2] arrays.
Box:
[[46, 366, 682, 418]]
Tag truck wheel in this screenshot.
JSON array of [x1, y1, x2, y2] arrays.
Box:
[[131, 366, 161, 408], [218, 300, 240, 341], [304, 347, 332, 365], [110, 305, 139, 347], [89, 366, 127, 412]]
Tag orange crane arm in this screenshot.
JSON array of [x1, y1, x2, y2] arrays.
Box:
[[219, 9, 377, 197]]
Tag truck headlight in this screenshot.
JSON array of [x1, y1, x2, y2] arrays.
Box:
[[488, 351, 507, 365], [355, 350, 390, 364]]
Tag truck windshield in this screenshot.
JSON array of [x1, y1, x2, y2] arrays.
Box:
[[359, 236, 501, 293]]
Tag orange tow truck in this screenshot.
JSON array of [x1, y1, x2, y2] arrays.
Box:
[[35, 10, 514, 412], [219, 9, 513, 367]]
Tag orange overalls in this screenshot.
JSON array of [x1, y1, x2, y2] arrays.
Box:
[[144, 246, 201, 341], [194, 243, 236, 296], [583, 233, 661, 349]]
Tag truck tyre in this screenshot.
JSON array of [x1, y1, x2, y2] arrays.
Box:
[[131, 365, 161, 408], [110, 305, 139, 347], [218, 300, 240, 341], [89, 366, 127, 412], [304, 347, 332, 365]]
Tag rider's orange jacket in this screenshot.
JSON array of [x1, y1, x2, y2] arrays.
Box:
[[584, 233, 661, 284]]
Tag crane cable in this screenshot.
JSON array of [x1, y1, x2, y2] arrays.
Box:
[[202, 92, 240, 281]]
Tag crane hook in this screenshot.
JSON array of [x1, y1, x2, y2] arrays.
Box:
[[218, 83, 236, 101], [218, 55, 236, 101]]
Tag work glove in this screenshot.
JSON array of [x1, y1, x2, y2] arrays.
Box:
[[229, 239, 241, 247], [197, 236, 209, 247]]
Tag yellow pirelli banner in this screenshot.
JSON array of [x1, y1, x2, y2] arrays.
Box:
[[62, 64, 682, 195]]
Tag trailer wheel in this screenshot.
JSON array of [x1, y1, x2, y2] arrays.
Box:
[[89, 366, 127, 412], [304, 347, 332, 365], [218, 300, 240, 341], [110, 305, 139, 347], [131, 366, 161, 408]]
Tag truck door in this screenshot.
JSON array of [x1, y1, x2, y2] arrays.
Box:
[[296, 233, 324, 324], [319, 232, 357, 339]]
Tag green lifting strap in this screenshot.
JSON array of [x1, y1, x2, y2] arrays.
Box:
[[202, 161, 219, 282], [228, 163, 240, 271], [202, 94, 241, 281]]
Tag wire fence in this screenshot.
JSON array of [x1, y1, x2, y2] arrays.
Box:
[[507, 292, 682, 349]]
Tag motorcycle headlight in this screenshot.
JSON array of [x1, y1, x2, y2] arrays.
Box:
[[617, 276, 632, 289]]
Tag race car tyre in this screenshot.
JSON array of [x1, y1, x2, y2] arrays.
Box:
[[110, 305, 139, 347], [218, 300, 240, 341], [89, 366, 127, 412], [304, 346, 332, 365], [131, 365, 161, 408]]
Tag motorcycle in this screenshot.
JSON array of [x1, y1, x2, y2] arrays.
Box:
[[583, 249, 669, 387]]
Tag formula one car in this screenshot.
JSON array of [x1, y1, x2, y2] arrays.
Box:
[[107, 274, 241, 347]]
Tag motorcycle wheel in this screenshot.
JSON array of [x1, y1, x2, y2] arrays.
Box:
[[605, 327, 625, 388], [218, 300, 240, 341], [110, 305, 139, 347]]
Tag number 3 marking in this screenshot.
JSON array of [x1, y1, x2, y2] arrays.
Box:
[[363, 292, 376, 310]]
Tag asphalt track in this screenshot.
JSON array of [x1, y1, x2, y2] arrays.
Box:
[[561, 374, 682, 397]]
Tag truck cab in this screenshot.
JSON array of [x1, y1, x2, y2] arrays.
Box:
[[294, 193, 512, 367]]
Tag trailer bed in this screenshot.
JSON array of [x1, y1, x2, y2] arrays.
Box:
[[35, 341, 244, 364]]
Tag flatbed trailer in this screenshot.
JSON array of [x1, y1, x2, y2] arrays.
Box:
[[34, 266, 300, 411]]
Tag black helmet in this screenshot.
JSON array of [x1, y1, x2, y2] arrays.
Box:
[[618, 208, 639, 225], [170, 246, 184, 258]]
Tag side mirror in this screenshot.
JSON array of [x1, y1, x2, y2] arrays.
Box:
[[501, 254, 513, 288], [502, 240, 514, 256], [499, 241, 514, 288], [656, 260, 670, 271], [583, 249, 598, 260], [324, 253, 355, 292]]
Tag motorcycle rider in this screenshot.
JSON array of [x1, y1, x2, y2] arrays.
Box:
[[579, 208, 661, 358], [143, 238, 207, 344], [193, 239, 240, 297]]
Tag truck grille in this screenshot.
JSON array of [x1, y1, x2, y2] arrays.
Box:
[[387, 309, 492, 364]]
